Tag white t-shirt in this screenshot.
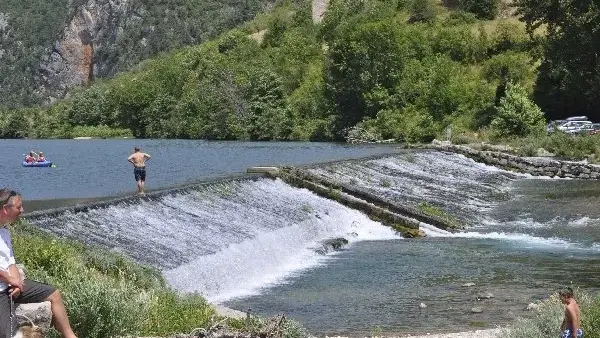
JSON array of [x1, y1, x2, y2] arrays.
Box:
[[0, 226, 15, 292]]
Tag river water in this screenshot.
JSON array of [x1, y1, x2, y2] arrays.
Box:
[[0, 139, 397, 200], [17, 142, 600, 336]]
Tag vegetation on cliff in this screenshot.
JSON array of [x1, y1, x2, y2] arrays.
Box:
[[0, 0, 276, 109]]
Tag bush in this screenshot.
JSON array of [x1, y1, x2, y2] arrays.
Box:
[[482, 51, 535, 87], [458, 0, 499, 19], [503, 291, 599, 338], [70, 125, 133, 138], [142, 291, 213, 336], [510, 133, 600, 161], [443, 10, 478, 25], [490, 83, 545, 137], [50, 274, 145, 338], [409, 0, 437, 23], [372, 106, 437, 143]]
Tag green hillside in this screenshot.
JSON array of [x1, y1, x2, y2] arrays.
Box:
[[4, 0, 594, 143], [0, 0, 276, 109]]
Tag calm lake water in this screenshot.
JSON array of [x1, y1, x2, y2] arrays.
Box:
[[0, 139, 398, 201]]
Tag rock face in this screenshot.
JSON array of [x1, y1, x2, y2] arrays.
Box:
[[15, 301, 52, 330], [315, 237, 349, 255], [36, 0, 135, 101], [312, 0, 331, 23]]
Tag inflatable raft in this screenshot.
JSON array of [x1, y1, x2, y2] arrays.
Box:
[[22, 160, 53, 167]]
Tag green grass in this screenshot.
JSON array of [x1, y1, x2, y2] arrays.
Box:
[[417, 201, 462, 229], [11, 220, 216, 337]]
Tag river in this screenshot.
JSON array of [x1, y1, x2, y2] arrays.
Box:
[[13, 141, 600, 336]]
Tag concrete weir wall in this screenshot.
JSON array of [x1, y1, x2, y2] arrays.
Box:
[[432, 141, 600, 179], [250, 166, 461, 238]]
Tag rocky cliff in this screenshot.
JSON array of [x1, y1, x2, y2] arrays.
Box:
[[33, 0, 277, 103], [36, 0, 134, 101]]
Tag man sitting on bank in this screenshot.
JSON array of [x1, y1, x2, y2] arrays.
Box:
[[0, 189, 78, 338]]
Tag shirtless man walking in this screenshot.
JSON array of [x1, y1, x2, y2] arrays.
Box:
[[560, 287, 583, 338], [127, 147, 151, 195]]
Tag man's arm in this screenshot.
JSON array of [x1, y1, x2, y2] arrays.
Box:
[[128, 154, 135, 164], [144, 153, 151, 161]]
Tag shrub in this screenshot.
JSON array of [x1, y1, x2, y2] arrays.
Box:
[[70, 125, 133, 138], [483, 52, 535, 87], [409, 0, 437, 23], [142, 291, 214, 336], [503, 292, 599, 338], [50, 274, 145, 338], [490, 83, 545, 137], [372, 106, 437, 143], [443, 10, 478, 25], [515, 133, 600, 161], [458, 0, 499, 19]]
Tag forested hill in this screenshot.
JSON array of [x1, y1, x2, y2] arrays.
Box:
[[0, 0, 277, 108], [1, 0, 599, 143]]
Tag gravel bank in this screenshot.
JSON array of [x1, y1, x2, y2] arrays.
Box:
[[398, 328, 502, 338]]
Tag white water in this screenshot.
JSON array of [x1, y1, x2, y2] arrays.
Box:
[[165, 206, 398, 302], [34, 178, 399, 302]]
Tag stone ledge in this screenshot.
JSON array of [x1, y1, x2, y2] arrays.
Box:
[[432, 140, 600, 179]]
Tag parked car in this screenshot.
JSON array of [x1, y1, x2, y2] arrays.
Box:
[[589, 123, 600, 135], [547, 116, 593, 134], [563, 121, 593, 134], [546, 120, 567, 132]]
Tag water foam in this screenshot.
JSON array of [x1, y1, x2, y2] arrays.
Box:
[[165, 205, 397, 303], [420, 223, 575, 248]]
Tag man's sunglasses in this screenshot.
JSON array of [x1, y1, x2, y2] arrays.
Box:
[[1, 191, 18, 207]]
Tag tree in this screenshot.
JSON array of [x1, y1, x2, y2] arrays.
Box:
[[516, 0, 600, 120], [458, 0, 499, 20], [491, 83, 545, 137], [409, 0, 437, 23], [325, 20, 406, 134]]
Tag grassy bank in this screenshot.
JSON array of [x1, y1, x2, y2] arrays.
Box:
[[12, 220, 215, 337], [502, 291, 600, 338], [12, 220, 308, 338], [450, 130, 600, 162]]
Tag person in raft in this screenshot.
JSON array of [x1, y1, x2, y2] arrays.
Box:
[[560, 286, 583, 338], [127, 146, 151, 195], [24, 152, 36, 163], [36, 152, 46, 162], [0, 189, 78, 338]]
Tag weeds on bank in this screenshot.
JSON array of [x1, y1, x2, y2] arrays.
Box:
[[451, 130, 600, 162], [503, 291, 600, 338], [417, 202, 462, 229], [228, 315, 309, 338], [11, 220, 216, 338]]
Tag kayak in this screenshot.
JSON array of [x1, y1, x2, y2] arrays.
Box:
[[22, 160, 53, 167]]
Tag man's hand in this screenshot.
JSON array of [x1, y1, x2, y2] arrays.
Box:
[[8, 285, 21, 298]]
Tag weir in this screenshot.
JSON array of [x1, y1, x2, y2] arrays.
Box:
[[24, 150, 520, 306]]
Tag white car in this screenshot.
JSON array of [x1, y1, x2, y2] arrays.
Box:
[[556, 120, 593, 134]]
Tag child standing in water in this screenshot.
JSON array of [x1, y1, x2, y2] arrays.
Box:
[[560, 287, 583, 338]]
